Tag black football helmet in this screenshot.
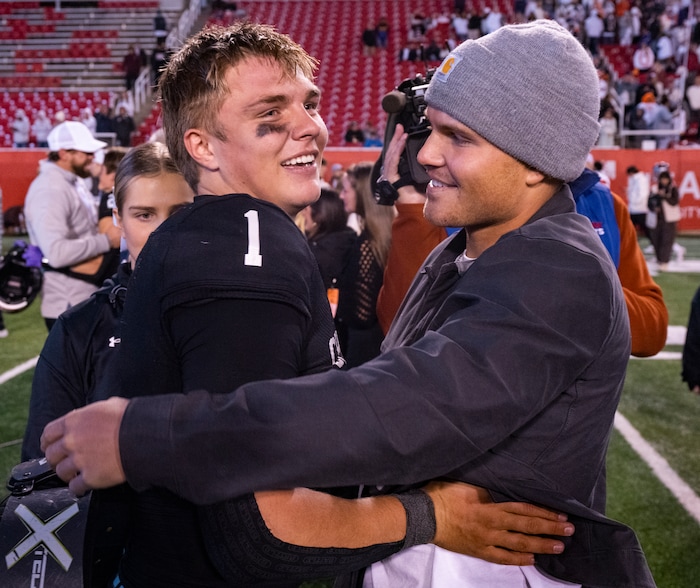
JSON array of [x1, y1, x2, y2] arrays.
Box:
[[0, 241, 43, 313]]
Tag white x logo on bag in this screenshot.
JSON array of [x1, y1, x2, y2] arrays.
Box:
[[5, 502, 79, 571]]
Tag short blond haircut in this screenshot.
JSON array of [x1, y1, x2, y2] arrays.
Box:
[[158, 22, 319, 192]]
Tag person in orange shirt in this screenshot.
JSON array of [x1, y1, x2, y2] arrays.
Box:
[[375, 123, 446, 334]]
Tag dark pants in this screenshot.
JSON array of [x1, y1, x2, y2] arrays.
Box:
[[650, 221, 677, 263]]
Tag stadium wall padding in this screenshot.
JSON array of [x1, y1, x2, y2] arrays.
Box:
[[2, 147, 700, 231]]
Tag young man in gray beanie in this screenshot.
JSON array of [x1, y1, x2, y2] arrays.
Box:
[[44, 20, 655, 587]]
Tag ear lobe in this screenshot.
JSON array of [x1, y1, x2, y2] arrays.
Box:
[[524, 167, 548, 187], [184, 129, 218, 171]]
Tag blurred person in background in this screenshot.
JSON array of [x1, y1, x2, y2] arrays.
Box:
[[122, 45, 142, 91], [154, 8, 168, 40], [344, 120, 366, 144], [682, 284, 700, 395], [95, 102, 115, 134], [80, 107, 97, 136], [113, 106, 135, 147], [24, 121, 120, 330], [31, 110, 53, 148], [648, 169, 680, 271], [96, 146, 130, 270], [337, 161, 394, 365], [300, 188, 356, 316], [11, 109, 30, 148], [362, 19, 377, 56], [597, 106, 617, 146], [626, 165, 651, 241], [329, 161, 345, 190]]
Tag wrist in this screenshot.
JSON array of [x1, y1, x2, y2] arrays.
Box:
[[393, 489, 437, 548], [375, 175, 416, 206]]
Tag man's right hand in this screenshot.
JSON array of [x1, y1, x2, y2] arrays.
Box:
[[382, 123, 428, 205], [425, 481, 573, 566], [41, 397, 130, 495]]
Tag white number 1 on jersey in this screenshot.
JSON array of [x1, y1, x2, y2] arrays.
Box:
[[244, 210, 263, 267]]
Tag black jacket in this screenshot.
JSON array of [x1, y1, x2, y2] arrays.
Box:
[[21, 263, 129, 460]]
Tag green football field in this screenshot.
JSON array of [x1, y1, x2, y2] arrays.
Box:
[[1, 236, 699, 587]]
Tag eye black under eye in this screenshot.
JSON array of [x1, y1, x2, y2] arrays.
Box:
[[257, 123, 287, 137]]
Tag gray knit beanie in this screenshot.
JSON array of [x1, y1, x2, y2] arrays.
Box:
[[425, 20, 600, 182]]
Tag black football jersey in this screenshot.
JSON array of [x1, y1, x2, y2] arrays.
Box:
[[115, 194, 346, 588], [119, 193, 342, 398]]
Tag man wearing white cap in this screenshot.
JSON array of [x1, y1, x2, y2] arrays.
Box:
[[24, 121, 121, 330]]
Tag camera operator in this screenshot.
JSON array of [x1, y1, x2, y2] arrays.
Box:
[[375, 123, 446, 333], [371, 70, 449, 332]]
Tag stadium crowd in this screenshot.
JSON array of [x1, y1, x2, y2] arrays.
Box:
[[387, 0, 700, 149], [3, 0, 700, 150]]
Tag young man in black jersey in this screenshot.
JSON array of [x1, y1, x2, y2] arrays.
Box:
[[42, 22, 579, 587]]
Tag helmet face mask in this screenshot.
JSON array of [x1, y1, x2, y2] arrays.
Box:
[[0, 242, 43, 313]]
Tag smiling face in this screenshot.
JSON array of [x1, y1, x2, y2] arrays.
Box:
[[115, 172, 194, 265], [417, 107, 554, 257], [189, 56, 328, 217]]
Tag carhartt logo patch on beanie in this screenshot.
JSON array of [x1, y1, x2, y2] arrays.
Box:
[[426, 20, 600, 182]]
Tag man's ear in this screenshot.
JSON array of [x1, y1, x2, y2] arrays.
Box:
[[183, 129, 219, 172], [524, 166, 548, 188]]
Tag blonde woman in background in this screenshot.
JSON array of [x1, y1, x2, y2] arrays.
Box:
[[338, 161, 395, 366]]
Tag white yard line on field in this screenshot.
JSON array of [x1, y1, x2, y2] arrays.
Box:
[[615, 411, 700, 525], [0, 357, 39, 449], [0, 438, 22, 449], [0, 356, 38, 386], [630, 351, 683, 360]]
